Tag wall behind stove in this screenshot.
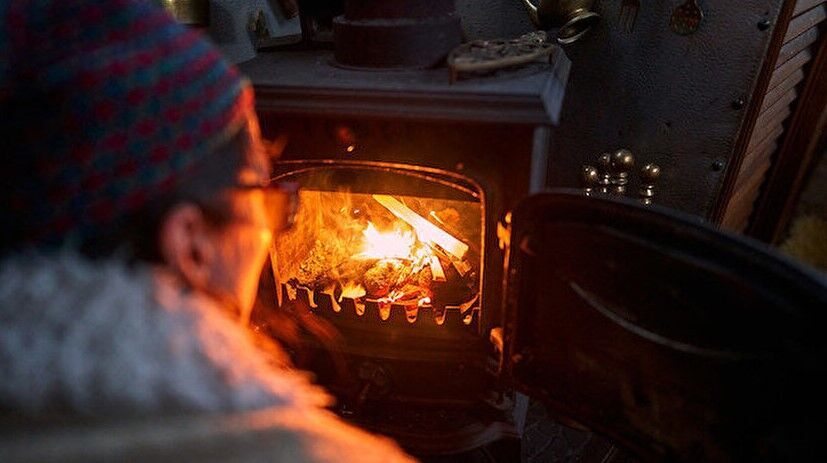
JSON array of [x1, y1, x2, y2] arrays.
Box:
[[207, 0, 530, 63], [454, 0, 785, 220], [207, 0, 300, 63], [207, 0, 784, 220]]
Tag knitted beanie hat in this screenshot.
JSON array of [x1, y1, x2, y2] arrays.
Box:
[[0, 0, 257, 249]]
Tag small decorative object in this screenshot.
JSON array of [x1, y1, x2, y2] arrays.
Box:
[[517, 0, 601, 44], [639, 164, 661, 205], [618, 0, 640, 33], [597, 152, 612, 193], [250, 10, 304, 51], [670, 0, 703, 35], [583, 149, 661, 205], [447, 31, 555, 83], [609, 148, 635, 195], [251, 10, 270, 41], [581, 165, 600, 195]]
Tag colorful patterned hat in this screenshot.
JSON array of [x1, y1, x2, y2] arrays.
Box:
[[0, 0, 256, 249]]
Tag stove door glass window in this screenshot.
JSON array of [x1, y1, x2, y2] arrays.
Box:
[[270, 164, 483, 327]]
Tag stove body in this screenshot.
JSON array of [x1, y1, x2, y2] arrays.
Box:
[[239, 47, 570, 454]]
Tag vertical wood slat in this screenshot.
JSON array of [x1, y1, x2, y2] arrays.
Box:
[[726, 157, 774, 228], [784, 3, 825, 42], [753, 89, 796, 133], [749, 37, 827, 242], [728, 142, 777, 225], [712, 0, 799, 224], [746, 123, 784, 157], [739, 143, 780, 191], [761, 67, 805, 111], [724, 161, 773, 230], [794, 0, 823, 14], [768, 48, 813, 89], [734, 140, 778, 198], [717, 0, 824, 232], [777, 26, 819, 65]]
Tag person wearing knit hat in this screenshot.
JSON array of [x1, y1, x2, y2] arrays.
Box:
[[0, 1, 413, 461]]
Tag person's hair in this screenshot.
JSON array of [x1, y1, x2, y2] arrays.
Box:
[[79, 128, 255, 262]]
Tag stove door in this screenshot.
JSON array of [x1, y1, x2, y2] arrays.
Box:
[[501, 189, 827, 461]]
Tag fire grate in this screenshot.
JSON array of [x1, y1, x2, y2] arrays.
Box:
[[280, 284, 480, 330]]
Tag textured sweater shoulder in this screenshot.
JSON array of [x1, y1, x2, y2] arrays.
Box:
[[0, 252, 414, 462]]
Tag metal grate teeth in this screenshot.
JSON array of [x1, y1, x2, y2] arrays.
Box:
[[278, 283, 479, 328]]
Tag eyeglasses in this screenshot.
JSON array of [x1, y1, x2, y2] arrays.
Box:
[[231, 181, 300, 233]]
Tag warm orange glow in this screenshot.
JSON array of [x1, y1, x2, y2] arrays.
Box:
[[355, 221, 442, 304], [358, 223, 417, 260], [272, 189, 481, 313], [372, 195, 469, 259], [338, 282, 366, 303]]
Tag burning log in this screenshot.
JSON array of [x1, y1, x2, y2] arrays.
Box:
[[296, 240, 337, 291], [279, 190, 480, 313], [364, 259, 408, 298], [372, 195, 469, 260], [428, 255, 446, 282]]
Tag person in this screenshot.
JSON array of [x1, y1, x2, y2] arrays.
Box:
[[0, 1, 413, 461]]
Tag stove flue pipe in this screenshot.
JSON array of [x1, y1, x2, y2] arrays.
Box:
[[333, 0, 462, 69]]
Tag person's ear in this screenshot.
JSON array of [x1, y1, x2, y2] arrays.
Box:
[[158, 203, 215, 290]]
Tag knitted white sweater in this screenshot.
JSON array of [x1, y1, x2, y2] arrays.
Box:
[[0, 252, 414, 462]]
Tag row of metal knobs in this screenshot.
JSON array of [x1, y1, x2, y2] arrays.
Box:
[[581, 149, 661, 205]]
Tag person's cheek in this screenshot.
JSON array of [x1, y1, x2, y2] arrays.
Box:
[[237, 228, 273, 322]]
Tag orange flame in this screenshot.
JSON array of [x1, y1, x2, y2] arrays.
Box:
[[357, 223, 417, 260]]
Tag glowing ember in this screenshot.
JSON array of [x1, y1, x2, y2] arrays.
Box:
[[372, 195, 469, 259], [273, 190, 480, 310], [357, 223, 418, 260], [338, 283, 367, 302]]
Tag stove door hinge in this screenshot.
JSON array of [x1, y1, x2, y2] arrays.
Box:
[[497, 212, 512, 252], [489, 326, 505, 376]]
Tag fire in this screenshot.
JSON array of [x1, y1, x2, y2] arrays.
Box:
[[358, 223, 418, 260], [338, 282, 366, 302], [356, 221, 436, 305], [273, 189, 481, 312]]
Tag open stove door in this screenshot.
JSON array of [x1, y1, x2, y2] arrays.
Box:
[[500, 189, 827, 462]]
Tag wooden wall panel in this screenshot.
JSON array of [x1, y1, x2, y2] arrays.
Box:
[[749, 37, 827, 241], [720, 0, 825, 231]]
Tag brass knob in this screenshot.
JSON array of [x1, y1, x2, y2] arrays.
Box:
[[597, 153, 611, 193], [581, 165, 599, 195], [609, 149, 635, 195], [639, 163, 661, 205]]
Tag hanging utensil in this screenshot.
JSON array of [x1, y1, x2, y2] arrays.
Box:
[[516, 0, 601, 44], [670, 0, 703, 35], [618, 0, 640, 33]]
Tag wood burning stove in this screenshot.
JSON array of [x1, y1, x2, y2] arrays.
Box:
[[239, 3, 569, 453], [238, 3, 827, 461], [238, 42, 570, 455]]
